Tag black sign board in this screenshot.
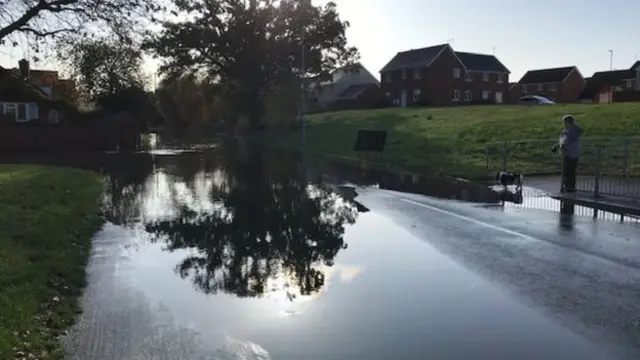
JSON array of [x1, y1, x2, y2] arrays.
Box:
[[354, 130, 387, 152]]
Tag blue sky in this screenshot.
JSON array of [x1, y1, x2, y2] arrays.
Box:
[[2, 0, 640, 82]]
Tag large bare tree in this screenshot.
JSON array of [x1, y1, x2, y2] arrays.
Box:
[[0, 0, 163, 46]]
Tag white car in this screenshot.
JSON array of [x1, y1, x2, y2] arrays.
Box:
[[518, 95, 555, 105]]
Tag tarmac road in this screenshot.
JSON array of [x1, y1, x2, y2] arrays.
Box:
[[63, 185, 640, 360]]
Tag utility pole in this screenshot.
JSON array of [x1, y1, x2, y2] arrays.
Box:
[[300, 26, 307, 143], [608, 49, 614, 70]]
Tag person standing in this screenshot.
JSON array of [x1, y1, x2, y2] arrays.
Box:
[[552, 115, 583, 193]]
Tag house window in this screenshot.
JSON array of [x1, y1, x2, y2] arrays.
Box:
[[413, 88, 421, 101], [385, 92, 391, 99], [414, 69, 422, 80], [402, 69, 407, 80], [521, 84, 528, 93], [17, 103, 27, 122], [4, 104, 17, 120], [452, 89, 460, 101], [625, 79, 634, 88], [483, 72, 489, 82], [453, 68, 460, 78], [497, 73, 504, 83], [549, 83, 557, 91], [537, 83, 543, 91], [465, 72, 473, 82], [482, 90, 491, 100], [384, 72, 392, 82], [464, 90, 472, 101]]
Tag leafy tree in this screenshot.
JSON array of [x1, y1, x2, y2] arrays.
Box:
[[0, 0, 162, 52], [155, 75, 227, 131], [58, 37, 146, 101], [145, 0, 358, 132]]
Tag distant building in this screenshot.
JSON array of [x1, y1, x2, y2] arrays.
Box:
[[0, 59, 77, 123], [379, 43, 510, 107], [514, 66, 586, 103], [307, 63, 382, 111], [580, 63, 640, 103]]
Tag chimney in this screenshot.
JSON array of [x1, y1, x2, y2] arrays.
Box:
[[18, 59, 30, 79]]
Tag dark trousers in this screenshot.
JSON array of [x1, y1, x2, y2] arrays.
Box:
[[562, 156, 579, 192]]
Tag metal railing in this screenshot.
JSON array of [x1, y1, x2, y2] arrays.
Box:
[[485, 137, 640, 199]]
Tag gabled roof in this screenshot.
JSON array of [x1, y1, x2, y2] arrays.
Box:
[[591, 69, 637, 84], [631, 61, 640, 71], [518, 66, 577, 84], [455, 52, 510, 73], [336, 83, 377, 100], [0, 65, 77, 114], [322, 62, 379, 86], [380, 44, 450, 72], [308, 62, 379, 90]]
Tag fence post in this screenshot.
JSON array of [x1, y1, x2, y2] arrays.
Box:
[[502, 141, 508, 172], [594, 147, 602, 198], [622, 138, 629, 178]]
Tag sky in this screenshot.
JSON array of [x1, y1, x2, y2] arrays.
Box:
[[2, 0, 640, 82]]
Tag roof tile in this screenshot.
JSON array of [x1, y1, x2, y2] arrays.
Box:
[[519, 66, 576, 84]]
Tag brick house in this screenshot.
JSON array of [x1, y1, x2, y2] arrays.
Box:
[[379, 44, 510, 107], [514, 66, 585, 102], [580, 63, 640, 103], [0, 59, 78, 123]]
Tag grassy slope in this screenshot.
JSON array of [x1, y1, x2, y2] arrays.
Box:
[[0, 165, 103, 360], [263, 103, 640, 178]]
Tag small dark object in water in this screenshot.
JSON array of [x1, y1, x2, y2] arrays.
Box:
[[496, 171, 523, 191]]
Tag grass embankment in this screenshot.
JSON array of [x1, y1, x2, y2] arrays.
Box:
[[262, 103, 640, 179], [0, 165, 103, 359]]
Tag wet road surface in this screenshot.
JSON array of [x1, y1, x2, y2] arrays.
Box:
[[60, 145, 640, 359]]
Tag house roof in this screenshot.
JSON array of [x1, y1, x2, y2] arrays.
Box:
[[0, 65, 77, 114], [518, 66, 576, 84], [336, 83, 376, 100], [631, 61, 640, 71], [380, 44, 509, 73], [321, 62, 379, 86], [380, 44, 449, 72], [455, 52, 510, 73]]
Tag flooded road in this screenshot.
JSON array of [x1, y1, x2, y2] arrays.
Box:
[[58, 142, 640, 360]]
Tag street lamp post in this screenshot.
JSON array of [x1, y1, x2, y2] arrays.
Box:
[[608, 50, 614, 104]]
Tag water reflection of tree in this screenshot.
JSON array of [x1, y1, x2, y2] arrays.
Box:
[[144, 147, 359, 299], [102, 153, 155, 225]]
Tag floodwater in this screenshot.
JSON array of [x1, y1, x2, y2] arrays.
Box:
[[50, 140, 640, 359]]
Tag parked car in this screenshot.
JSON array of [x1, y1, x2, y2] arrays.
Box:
[[518, 95, 555, 105]]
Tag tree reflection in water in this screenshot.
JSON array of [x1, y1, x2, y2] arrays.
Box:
[[106, 144, 360, 301]]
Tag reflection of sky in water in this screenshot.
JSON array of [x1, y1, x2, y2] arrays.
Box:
[[126, 168, 361, 307]]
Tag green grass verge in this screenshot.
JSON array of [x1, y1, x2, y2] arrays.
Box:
[[0, 165, 104, 359], [261, 103, 640, 179]]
